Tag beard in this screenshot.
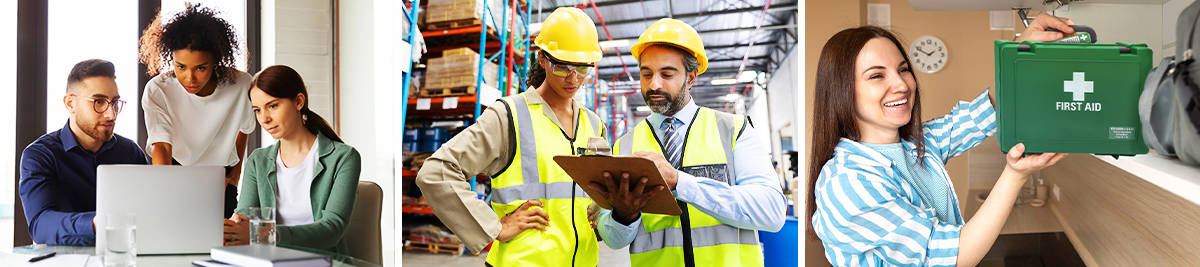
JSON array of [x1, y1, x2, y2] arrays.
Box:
[[76, 117, 115, 142], [644, 83, 689, 115]]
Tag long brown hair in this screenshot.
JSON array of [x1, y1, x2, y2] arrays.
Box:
[[806, 26, 924, 238], [249, 65, 344, 143]]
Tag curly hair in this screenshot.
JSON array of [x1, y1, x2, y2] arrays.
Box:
[[139, 3, 240, 85]]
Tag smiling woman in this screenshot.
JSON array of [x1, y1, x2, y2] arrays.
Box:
[[807, 22, 1073, 267]]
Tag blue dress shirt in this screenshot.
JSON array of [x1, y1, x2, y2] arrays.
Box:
[[19, 121, 147, 245]]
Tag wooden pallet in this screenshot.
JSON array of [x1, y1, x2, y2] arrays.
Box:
[[424, 28, 500, 47], [425, 18, 482, 31], [404, 239, 465, 255], [419, 86, 476, 97]]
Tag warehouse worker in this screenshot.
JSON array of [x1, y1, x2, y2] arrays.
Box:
[[415, 7, 608, 267], [592, 18, 787, 267], [808, 14, 1074, 266]]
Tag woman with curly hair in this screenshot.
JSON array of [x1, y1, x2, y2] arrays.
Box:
[[139, 4, 253, 218]]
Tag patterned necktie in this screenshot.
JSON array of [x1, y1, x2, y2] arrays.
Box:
[[661, 117, 683, 168]]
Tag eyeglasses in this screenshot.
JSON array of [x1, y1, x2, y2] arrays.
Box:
[[548, 60, 594, 78], [83, 97, 127, 114]]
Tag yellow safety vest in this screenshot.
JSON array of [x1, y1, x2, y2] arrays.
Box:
[[486, 93, 605, 267], [613, 107, 763, 267]]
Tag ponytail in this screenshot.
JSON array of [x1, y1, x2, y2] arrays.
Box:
[[301, 108, 343, 143], [527, 51, 546, 88]]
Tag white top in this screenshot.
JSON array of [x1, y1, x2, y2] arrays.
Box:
[[274, 138, 319, 226], [142, 71, 257, 166]]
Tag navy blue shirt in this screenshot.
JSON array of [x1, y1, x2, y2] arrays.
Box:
[[19, 122, 147, 245]]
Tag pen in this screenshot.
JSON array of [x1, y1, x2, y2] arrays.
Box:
[[28, 252, 56, 263]]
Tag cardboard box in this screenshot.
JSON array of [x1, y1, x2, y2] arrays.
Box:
[[424, 48, 499, 91]]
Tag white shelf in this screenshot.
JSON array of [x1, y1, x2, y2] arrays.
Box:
[[1095, 153, 1200, 206]]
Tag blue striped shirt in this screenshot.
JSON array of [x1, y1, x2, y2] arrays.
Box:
[[813, 90, 996, 266]]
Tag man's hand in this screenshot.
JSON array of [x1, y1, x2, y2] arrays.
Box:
[[589, 171, 665, 225], [496, 200, 550, 242], [633, 151, 678, 190], [1017, 13, 1076, 42]]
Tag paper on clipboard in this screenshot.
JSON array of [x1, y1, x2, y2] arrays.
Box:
[[553, 155, 681, 216]]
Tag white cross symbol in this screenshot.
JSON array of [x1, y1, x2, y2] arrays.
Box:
[[1063, 72, 1093, 101]]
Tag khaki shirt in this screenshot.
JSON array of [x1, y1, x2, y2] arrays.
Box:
[[415, 89, 605, 252]]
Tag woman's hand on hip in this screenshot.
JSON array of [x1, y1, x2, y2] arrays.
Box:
[[497, 200, 550, 242]]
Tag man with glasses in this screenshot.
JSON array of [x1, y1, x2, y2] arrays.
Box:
[[19, 59, 147, 245]]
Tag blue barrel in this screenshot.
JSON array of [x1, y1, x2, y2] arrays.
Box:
[[404, 128, 420, 142], [403, 141, 419, 153], [759, 217, 798, 267], [421, 128, 450, 142], [418, 140, 442, 152]]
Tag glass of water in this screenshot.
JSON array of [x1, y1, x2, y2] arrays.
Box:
[[247, 207, 276, 245], [103, 213, 137, 267]]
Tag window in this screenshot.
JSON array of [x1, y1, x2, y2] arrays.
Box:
[[45, 0, 139, 140], [1, 0, 16, 251]]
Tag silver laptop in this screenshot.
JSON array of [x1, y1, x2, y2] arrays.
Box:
[[96, 165, 225, 254]]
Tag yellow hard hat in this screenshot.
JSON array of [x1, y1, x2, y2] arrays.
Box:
[[631, 18, 708, 74], [534, 7, 602, 64]]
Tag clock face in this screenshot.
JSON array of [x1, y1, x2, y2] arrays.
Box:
[[910, 35, 947, 74]]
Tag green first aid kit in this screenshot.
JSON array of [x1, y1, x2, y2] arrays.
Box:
[[994, 41, 1152, 156]]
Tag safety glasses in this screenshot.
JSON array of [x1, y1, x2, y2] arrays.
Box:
[[548, 60, 594, 78]]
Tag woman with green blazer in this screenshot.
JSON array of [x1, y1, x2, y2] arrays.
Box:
[[223, 65, 361, 256]]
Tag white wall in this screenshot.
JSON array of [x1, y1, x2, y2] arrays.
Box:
[[1164, 0, 1197, 55], [260, 0, 335, 145], [1055, 3, 1166, 62], [766, 47, 798, 135], [765, 45, 800, 176], [270, 0, 335, 123], [339, 0, 401, 266]]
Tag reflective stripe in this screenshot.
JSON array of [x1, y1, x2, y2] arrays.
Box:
[[587, 111, 603, 137], [619, 133, 634, 155], [511, 95, 540, 185], [490, 181, 589, 204], [629, 224, 760, 254], [714, 113, 740, 186]]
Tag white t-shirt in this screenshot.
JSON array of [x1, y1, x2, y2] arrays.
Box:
[[142, 71, 256, 166], [274, 138, 318, 226]]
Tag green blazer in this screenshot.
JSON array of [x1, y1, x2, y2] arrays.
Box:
[[236, 133, 361, 256]]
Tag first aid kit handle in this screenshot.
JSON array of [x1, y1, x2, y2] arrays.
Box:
[[1046, 25, 1098, 43]]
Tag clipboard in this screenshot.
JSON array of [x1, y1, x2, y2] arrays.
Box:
[[553, 155, 682, 216]]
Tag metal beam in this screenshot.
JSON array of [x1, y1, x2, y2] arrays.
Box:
[[598, 4, 798, 28], [535, 0, 645, 14], [596, 23, 795, 44], [603, 70, 761, 88], [597, 55, 769, 71]]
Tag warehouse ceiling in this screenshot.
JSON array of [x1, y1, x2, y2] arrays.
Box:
[[525, 0, 798, 113]]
